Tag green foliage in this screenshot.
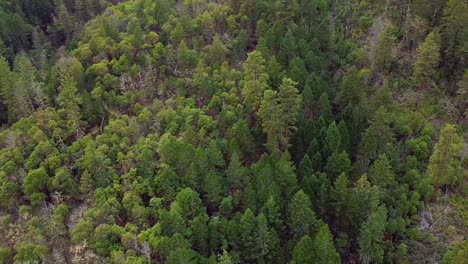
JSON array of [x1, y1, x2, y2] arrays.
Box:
[[358, 206, 387, 264], [288, 190, 317, 241], [0, 1, 465, 263], [428, 124, 464, 189], [23, 167, 50, 206], [260, 78, 302, 151], [242, 50, 269, 112], [292, 235, 314, 264], [312, 224, 341, 264], [413, 30, 442, 89]]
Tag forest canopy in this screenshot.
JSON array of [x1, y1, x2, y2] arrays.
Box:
[[0, 0, 467, 263]]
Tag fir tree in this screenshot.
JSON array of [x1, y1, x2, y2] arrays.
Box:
[[242, 50, 269, 113], [413, 30, 441, 90], [358, 206, 387, 264], [288, 190, 317, 241], [292, 235, 314, 264], [312, 224, 341, 264]]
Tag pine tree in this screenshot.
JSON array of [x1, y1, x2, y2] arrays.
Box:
[[331, 173, 350, 228], [10, 55, 46, 121], [267, 56, 283, 89], [239, 208, 257, 261], [75, 0, 90, 21], [413, 30, 441, 90], [204, 35, 229, 66], [368, 154, 396, 189], [441, 0, 468, 79], [325, 151, 351, 179], [275, 0, 298, 29], [288, 190, 317, 241], [326, 121, 342, 154], [292, 235, 314, 264], [23, 167, 49, 206], [374, 25, 396, 74], [175, 188, 205, 220], [337, 120, 351, 154], [360, 106, 394, 161], [358, 206, 387, 264], [244, 182, 258, 212], [79, 170, 93, 198], [297, 154, 314, 182], [0, 56, 14, 122], [58, 68, 84, 138], [242, 50, 269, 113], [253, 213, 271, 261], [262, 196, 283, 233], [259, 89, 283, 151], [319, 92, 333, 123], [454, 71, 468, 121], [288, 57, 307, 88], [178, 40, 198, 74], [203, 171, 224, 207], [51, 2, 74, 42], [276, 78, 302, 149], [218, 250, 232, 264], [271, 151, 298, 200], [226, 153, 245, 191], [312, 224, 341, 264], [428, 124, 463, 195]]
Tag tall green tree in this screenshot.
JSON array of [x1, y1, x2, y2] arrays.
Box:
[[312, 224, 341, 264], [58, 67, 84, 138], [225, 153, 246, 191], [288, 190, 317, 241], [368, 154, 396, 189], [242, 50, 269, 113], [428, 124, 464, 196], [291, 235, 314, 264], [440, 0, 468, 81], [413, 30, 441, 90], [358, 206, 387, 264], [374, 24, 397, 74], [259, 78, 301, 151]]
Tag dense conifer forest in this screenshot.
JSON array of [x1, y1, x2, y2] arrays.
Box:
[[0, 0, 467, 263]]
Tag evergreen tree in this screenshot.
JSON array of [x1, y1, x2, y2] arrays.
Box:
[[218, 250, 232, 264], [441, 0, 468, 80], [0, 56, 14, 121], [267, 56, 283, 89], [374, 25, 396, 74], [58, 67, 84, 138], [203, 171, 224, 207], [368, 154, 396, 189], [242, 50, 269, 113], [253, 213, 271, 261], [360, 107, 394, 161], [260, 78, 302, 151], [413, 30, 441, 90], [262, 196, 283, 233], [288, 190, 317, 241], [358, 206, 387, 264], [325, 151, 351, 179], [326, 121, 342, 154], [226, 153, 246, 191], [312, 224, 341, 264], [204, 35, 229, 66], [259, 89, 282, 151], [428, 124, 463, 194], [239, 208, 257, 261], [292, 235, 314, 264], [337, 120, 351, 154]]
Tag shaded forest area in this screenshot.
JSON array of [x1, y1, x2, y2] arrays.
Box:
[[0, 0, 467, 263]]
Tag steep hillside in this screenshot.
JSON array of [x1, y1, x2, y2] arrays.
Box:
[[0, 0, 466, 263]]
